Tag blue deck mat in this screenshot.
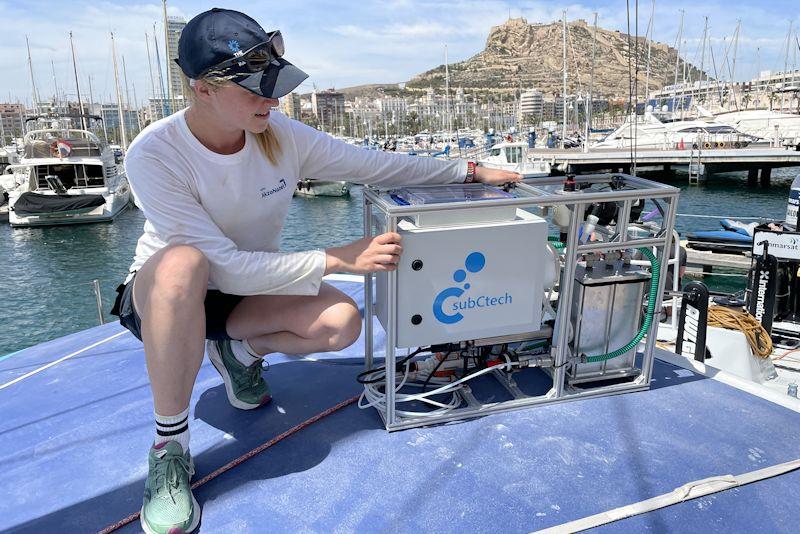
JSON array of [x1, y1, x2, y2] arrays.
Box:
[[1, 280, 799, 533]]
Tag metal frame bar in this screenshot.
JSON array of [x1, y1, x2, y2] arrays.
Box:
[[362, 174, 680, 431]]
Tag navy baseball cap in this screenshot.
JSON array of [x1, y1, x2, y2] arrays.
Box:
[[176, 8, 308, 99]]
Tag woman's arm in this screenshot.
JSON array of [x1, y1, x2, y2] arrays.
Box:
[[289, 117, 518, 186], [127, 154, 327, 296]]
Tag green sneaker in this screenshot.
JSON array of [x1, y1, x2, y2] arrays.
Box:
[[140, 441, 200, 534], [207, 340, 272, 410]]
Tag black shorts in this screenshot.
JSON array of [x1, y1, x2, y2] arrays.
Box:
[[110, 273, 244, 342]]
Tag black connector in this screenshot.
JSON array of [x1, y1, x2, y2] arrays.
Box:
[[429, 342, 459, 353]]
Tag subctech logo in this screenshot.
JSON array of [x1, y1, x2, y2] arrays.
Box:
[[432, 252, 512, 324]]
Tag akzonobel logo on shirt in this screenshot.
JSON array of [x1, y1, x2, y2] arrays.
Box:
[[260, 179, 287, 198]]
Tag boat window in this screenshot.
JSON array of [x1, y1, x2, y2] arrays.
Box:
[[35, 164, 105, 190], [702, 126, 736, 134], [489, 148, 501, 156], [677, 127, 701, 133], [509, 147, 523, 163]]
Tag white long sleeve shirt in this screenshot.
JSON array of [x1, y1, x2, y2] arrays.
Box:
[[124, 109, 467, 296]]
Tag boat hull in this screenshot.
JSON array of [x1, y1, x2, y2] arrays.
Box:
[[295, 180, 350, 197], [8, 181, 132, 227]]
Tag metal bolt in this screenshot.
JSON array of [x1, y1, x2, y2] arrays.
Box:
[[788, 383, 798, 398]]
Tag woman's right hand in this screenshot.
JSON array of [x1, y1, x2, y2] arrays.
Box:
[[325, 232, 403, 275]]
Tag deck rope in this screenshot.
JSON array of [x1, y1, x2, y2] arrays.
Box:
[[97, 394, 360, 534], [707, 306, 773, 359]]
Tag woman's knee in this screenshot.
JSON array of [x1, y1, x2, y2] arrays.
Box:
[[145, 245, 209, 303], [326, 298, 362, 351]]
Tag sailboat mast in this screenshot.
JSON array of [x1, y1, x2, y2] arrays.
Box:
[[122, 55, 134, 134], [585, 12, 598, 153], [162, 0, 174, 114], [644, 0, 655, 103], [50, 60, 60, 109], [69, 31, 86, 129], [444, 45, 452, 136], [153, 26, 168, 118], [110, 32, 128, 150], [782, 22, 793, 112], [672, 11, 684, 113], [145, 33, 157, 109], [794, 33, 798, 113], [755, 47, 762, 108], [25, 36, 40, 115], [730, 21, 740, 110], [132, 82, 143, 131], [699, 17, 708, 106], [562, 11, 568, 149]]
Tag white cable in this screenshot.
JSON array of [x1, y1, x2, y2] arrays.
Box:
[[359, 351, 471, 416], [399, 362, 513, 403]]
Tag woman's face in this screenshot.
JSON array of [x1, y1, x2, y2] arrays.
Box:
[[208, 82, 280, 133]]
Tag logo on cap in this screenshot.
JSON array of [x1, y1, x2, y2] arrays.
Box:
[[227, 40, 241, 53]]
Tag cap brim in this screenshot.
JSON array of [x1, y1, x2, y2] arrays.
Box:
[[233, 58, 308, 99]]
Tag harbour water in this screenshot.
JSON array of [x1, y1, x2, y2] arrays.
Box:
[[1, 169, 797, 355]]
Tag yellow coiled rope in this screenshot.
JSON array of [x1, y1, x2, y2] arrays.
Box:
[[707, 306, 773, 359]]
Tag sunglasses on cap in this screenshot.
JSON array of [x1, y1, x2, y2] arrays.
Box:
[[200, 30, 284, 77]]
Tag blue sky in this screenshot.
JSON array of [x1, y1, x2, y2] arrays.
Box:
[[1, 0, 799, 106]]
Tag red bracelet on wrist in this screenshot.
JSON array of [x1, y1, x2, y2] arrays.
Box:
[[465, 161, 477, 183]]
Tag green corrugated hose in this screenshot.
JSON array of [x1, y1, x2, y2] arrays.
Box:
[[549, 238, 660, 363]]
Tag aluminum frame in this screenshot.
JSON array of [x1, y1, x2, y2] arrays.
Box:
[[363, 173, 680, 431]]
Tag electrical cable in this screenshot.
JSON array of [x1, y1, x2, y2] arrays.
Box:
[[707, 306, 773, 359], [357, 347, 423, 384]]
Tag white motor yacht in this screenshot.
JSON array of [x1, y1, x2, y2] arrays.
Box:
[[592, 111, 758, 150], [478, 141, 551, 178], [6, 115, 131, 227], [712, 109, 800, 148], [295, 179, 350, 197]]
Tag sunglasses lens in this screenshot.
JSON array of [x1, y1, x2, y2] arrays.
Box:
[[271, 34, 285, 58], [246, 48, 272, 70]]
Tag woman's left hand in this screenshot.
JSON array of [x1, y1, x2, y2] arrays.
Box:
[[474, 166, 522, 186]]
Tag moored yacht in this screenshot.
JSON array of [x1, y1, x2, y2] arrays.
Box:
[[592, 110, 758, 150], [295, 178, 350, 197], [6, 115, 130, 227], [478, 140, 551, 178], [712, 109, 800, 148]]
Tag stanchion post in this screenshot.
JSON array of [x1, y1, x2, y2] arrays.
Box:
[[93, 279, 105, 325]]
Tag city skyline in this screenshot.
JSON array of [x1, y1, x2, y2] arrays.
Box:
[[1, 0, 799, 107]]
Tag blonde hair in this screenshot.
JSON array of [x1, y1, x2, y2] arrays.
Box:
[[181, 72, 281, 165]]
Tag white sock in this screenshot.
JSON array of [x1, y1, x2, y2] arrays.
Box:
[[231, 339, 262, 366], [154, 406, 190, 451]]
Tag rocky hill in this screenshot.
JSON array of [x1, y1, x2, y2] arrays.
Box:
[[406, 17, 706, 98]]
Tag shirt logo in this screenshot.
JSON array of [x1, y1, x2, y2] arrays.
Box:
[[260, 178, 287, 198]]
